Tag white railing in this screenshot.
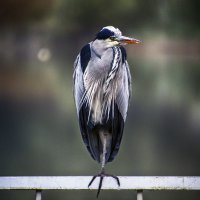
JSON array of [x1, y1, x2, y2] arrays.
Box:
[[0, 176, 200, 200]]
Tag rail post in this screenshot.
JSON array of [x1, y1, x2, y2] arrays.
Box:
[[35, 190, 42, 200], [137, 190, 143, 200]]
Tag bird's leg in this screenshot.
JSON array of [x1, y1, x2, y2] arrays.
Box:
[[88, 133, 120, 198]]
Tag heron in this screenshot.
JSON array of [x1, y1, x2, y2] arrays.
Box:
[[73, 26, 141, 197]]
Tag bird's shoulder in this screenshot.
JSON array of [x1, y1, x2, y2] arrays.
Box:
[[79, 43, 91, 73], [119, 46, 127, 63]]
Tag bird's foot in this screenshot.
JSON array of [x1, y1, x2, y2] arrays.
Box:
[[88, 172, 120, 198]]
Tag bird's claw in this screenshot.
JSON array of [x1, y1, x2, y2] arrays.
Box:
[[88, 172, 120, 198]]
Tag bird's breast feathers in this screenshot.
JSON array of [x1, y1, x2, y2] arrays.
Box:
[[82, 57, 125, 124]]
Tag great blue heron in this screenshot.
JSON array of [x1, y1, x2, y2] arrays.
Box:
[[73, 26, 141, 197]]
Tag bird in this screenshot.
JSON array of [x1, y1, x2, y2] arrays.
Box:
[[73, 26, 141, 197]]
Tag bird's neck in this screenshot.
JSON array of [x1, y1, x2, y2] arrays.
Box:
[[91, 40, 109, 58]]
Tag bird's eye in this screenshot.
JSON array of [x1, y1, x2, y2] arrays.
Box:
[[109, 36, 116, 40]]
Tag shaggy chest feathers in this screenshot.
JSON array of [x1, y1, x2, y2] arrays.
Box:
[[83, 46, 123, 124]]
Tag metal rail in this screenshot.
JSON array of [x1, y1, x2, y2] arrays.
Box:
[[0, 176, 199, 200]]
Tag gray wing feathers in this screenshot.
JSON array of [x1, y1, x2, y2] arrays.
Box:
[[73, 55, 85, 115], [116, 61, 132, 120]]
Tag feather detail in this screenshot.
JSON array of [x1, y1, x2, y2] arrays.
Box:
[[73, 41, 131, 163]]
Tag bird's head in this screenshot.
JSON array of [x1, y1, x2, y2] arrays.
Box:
[[95, 26, 141, 48]]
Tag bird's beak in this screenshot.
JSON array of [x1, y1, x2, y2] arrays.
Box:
[[117, 36, 141, 45]]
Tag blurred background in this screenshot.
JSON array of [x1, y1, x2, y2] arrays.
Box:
[[0, 0, 200, 199]]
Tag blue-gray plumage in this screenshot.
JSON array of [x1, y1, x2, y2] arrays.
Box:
[[73, 26, 141, 197]]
